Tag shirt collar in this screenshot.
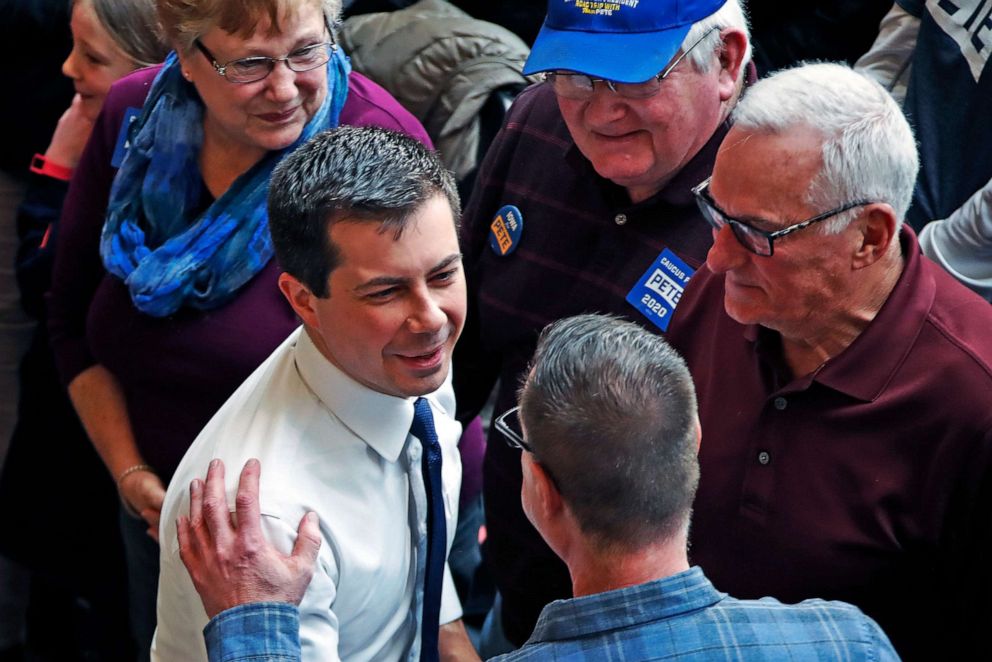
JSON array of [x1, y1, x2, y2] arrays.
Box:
[[813, 227, 933, 401], [293, 328, 416, 463], [525, 566, 724, 644], [744, 227, 934, 402]]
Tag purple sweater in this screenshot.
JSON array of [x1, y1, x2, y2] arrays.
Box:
[[48, 66, 432, 480]]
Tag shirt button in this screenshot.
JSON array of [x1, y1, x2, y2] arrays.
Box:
[[773, 397, 787, 410], [614, 213, 628, 225], [410, 446, 421, 461], [757, 451, 771, 465]]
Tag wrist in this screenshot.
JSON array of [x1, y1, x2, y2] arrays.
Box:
[[117, 463, 156, 515], [29, 153, 74, 182]]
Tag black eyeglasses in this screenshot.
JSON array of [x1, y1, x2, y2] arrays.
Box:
[[543, 27, 718, 100], [692, 177, 871, 257], [494, 406, 532, 452], [494, 406, 561, 489], [194, 38, 337, 84]]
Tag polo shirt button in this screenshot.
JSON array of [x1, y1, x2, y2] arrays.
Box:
[[773, 396, 787, 410], [615, 213, 628, 225], [757, 451, 771, 465]]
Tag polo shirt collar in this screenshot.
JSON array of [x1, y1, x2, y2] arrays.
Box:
[[813, 228, 933, 401], [293, 328, 415, 463], [747, 228, 934, 402], [525, 566, 724, 644]]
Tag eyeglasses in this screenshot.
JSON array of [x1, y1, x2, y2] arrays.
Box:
[[692, 177, 870, 257], [494, 406, 561, 489], [194, 39, 337, 84], [544, 27, 718, 100], [494, 406, 532, 452]]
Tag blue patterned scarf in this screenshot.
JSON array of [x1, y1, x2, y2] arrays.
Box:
[[101, 49, 350, 317]]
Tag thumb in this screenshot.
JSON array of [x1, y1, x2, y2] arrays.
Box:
[[291, 511, 321, 566]]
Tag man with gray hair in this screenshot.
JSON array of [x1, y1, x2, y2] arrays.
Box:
[[454, 0, 754, 647], [171, 313, 900, 661], [667, 62, 992, 659]]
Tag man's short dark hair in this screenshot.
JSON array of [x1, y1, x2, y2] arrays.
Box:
[[268, 126, 461, 297], [520, 314, 700, 552]]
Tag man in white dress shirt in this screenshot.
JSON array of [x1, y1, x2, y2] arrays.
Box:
[[153, 126, 475, 661]]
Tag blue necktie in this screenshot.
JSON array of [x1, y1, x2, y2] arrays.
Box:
[[411, 397, 445, 662]]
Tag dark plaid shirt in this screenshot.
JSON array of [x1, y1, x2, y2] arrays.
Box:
[[453, 81, 723, 645]]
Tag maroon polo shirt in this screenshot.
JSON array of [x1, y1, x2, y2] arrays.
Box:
[[667, 228, 992, 660]]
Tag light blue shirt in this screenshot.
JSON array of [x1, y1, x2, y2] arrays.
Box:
[[203, 567, 899, 662], [494, 566, 900, 661]]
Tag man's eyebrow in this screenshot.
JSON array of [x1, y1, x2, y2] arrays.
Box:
[[354, 253, 463, 291], [430, 253, 464, 273], [735, 213, 778, 231], [711, 195, 778, 231]]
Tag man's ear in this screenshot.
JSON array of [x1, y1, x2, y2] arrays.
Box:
[[278, 272, 320, 329], [852, 203, 899, 269], [716, 28, 748, 101], [530, 456, 563, 517]]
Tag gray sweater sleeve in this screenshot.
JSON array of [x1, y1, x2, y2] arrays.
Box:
[[919, 178, 992, 302]]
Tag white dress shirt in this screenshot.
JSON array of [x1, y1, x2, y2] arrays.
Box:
[[153, 326, 462, 662]]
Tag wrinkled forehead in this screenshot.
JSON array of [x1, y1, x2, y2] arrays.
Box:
[[713, 127, 824, 191]]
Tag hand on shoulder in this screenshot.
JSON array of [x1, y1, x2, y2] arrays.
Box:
[[176, 458, 322, 618]]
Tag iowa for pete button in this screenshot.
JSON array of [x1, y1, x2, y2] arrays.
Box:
[[488, 205, 524, 256]]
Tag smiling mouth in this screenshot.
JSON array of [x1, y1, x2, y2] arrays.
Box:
[[395, 345, 446, 372], [258, 108, 298, 123], [594, 130, 640, 141]]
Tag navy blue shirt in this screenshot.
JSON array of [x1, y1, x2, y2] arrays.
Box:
[[898, 0, 992, 229]]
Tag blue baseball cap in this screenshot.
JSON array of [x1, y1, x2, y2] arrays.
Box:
[[523, 0, 727, 83]]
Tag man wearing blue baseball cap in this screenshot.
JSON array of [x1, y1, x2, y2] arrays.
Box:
[[452, 0, 753, 651]]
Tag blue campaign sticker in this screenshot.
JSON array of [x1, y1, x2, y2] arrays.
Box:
[[625, 248, 695, 332], [488, 205, 524, 256], [111, 107, 143, 168]]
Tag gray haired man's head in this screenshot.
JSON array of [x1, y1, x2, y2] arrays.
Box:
[[730, 62, 918, 232], [520, 314, 700, 553]]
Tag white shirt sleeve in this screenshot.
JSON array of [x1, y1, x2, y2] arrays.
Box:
[[919, 178, 992, 302], [854, 2, 921, 105], [153, 512, 341, 662]]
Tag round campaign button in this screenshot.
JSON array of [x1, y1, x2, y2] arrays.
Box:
[[488, 205, 524, 256]]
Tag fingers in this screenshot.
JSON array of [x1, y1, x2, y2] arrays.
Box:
[[201, 459, 235, 548], [188, 478, 204, 527], [178, 481, 208, 586], [177, 515, 192, 558], [291, 511, 322, 567], [235, 459, 263, 542], [145, 477, 166, 512], [141, 507, 162, 543]]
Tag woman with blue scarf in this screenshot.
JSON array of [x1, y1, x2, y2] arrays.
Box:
[[47, 0, 431, 657]]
